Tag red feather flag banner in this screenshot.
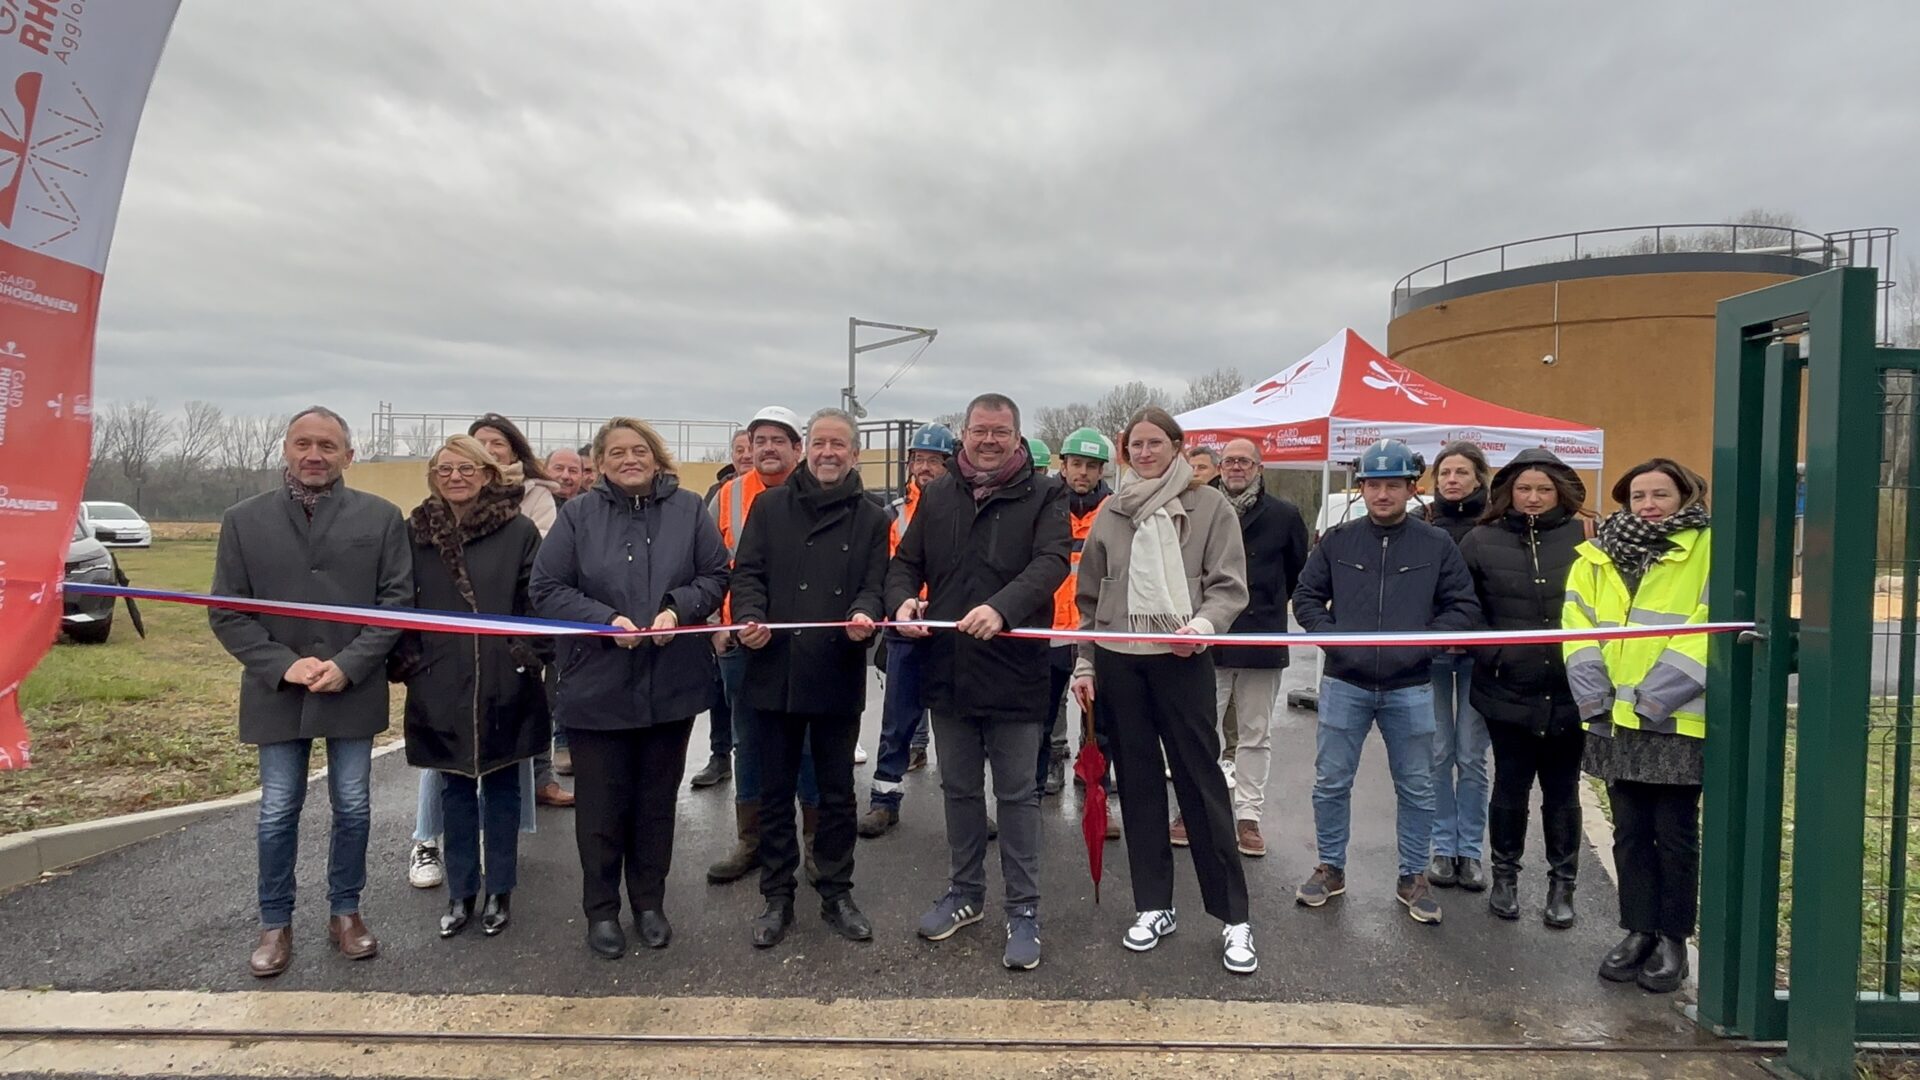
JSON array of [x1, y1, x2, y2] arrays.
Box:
[[0, 2, 181, 769]]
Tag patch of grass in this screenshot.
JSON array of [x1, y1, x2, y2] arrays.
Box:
[[1, 533, 398, 835]]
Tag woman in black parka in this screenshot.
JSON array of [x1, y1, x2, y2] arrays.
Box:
[[1458, 448, 1589, 929], [529, 417, 729, 961], [399, 434, 551, 940]]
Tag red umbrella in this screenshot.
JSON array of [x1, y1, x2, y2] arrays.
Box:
[[1073, 709, 1110, 903]]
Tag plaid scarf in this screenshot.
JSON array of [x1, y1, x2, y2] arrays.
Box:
[[284, 470, 338, 519], [407, 485, 542, 670], [1593, 504, 1710, 592], [954, 442, 1031, 503], [1224, 481, 1261, 518]]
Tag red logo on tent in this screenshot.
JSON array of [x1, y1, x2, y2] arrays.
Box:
[[1254, 358, 1328, 404], [0, 72, 45, 231], [1360, 359, 1444, 407]]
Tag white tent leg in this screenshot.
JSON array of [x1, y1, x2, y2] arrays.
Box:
[[1288, 459, 1334, 714]]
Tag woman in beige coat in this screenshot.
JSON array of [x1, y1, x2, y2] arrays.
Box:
[[1069, 406, 1252, 974]]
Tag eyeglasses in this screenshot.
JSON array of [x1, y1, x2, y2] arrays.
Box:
[[967, 427, 1016, 440], [1220, 457, 1259, 469], [433, 464, 480, 478]]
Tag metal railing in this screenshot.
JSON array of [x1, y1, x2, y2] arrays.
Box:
[[364, 405, 739, 463]]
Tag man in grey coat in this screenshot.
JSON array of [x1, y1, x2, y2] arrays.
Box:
[[209, 406, 412, 978]]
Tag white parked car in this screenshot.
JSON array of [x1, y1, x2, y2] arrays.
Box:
[[81, 501, 152, 548]]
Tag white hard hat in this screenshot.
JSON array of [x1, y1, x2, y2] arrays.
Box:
[[747, 405, 803, 442]]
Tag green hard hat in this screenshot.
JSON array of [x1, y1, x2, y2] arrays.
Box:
[[1059, 427, 1113, 463], [1026, 436, 1053, 469]]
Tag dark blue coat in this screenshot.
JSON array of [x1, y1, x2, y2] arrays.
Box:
[[1292, 513, 1480, 691], [529, 473, 728, 730]]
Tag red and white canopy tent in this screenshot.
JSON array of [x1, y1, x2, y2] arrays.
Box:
[[1175, 328, 1605, 520]]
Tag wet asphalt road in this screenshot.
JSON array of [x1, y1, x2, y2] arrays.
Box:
[[0, 652, 1693, 1044]]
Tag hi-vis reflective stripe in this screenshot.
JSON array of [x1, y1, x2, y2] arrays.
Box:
[[1627, 607, 1694, 627], [898, 497, 915, 536], [725, 476, 747, 555]]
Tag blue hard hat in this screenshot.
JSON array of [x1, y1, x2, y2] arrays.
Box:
[[909, 423, 955, 456], [1352, 438, 1424, 480]]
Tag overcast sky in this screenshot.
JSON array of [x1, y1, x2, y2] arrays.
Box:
[[93, 1, 1918, 445]]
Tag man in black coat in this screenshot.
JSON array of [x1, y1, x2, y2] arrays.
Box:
[[1290, 439, 1479, 926], [885, 393, 1070, 972], [209, 406, 412, 977], [1206, 438, 1308, 860], [731, 408, 889, 947]]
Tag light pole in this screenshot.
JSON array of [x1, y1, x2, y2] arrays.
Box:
[[846, 317, 937, 418]]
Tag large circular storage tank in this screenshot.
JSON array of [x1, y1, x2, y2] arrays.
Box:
[[1386, 226, 1890, 489]]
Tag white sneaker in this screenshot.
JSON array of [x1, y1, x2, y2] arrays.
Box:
[[1223, 922, 1257, 974], [408, 841, 444, 889], [854, 743, 869, 765], [1124, 909, 1178, 952], [1220, 759, 1237, 791]]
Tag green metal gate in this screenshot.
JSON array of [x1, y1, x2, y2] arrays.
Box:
[[1697, 266, 1920, 1078]]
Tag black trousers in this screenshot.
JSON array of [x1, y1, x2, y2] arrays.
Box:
[[1487, 722, 1585, 813], [1608, 780, 1701, 938], [759, 709, 859, 904], [1097, 648, 1248, 924], [569, 720, 694, 921]]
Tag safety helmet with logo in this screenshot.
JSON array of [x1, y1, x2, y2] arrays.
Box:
[[1026, 436, 1053, 470], [908, 423, 955, 456], [1058, 427, 1113, 464], [746, 405, 803, 444], [1352, 438, 1424, 480]]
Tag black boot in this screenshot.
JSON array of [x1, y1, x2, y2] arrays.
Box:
[[1487, 805, 1526, 921], [587, 919, 626, 960], [752, 899, 795, 948], [1542, 806, 1580, 929], [1599, 931, 1657, 982], [1637, 935, 1689, 993], [439, 897, 475, 939], [480, 893, 511, 936], [689, 753, 732, 789], [1425, 854, 1458, 887]]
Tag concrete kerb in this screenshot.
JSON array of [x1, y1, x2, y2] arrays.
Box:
[[0, 741, 409, 894]]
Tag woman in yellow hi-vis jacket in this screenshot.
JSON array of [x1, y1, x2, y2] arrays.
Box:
[[1561, 458, 1709, 996]]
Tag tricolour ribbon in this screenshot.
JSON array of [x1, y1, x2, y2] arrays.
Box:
[[64, 582, 1753, 648]]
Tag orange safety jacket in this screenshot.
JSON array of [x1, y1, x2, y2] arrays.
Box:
[[713, 469, 776, 622], [1051, 494, 1108, 633]]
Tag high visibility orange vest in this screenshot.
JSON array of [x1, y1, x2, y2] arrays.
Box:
[[887, 479, 923, 556], [1052, 495, 1107, 632], [714, 469, 777, 621]]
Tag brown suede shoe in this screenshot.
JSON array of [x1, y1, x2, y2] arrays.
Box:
[[249, 927, 292, 978], [1236, 820, 1266, 857], [536, 781, 576, 808], [328, 913, 379, 960]]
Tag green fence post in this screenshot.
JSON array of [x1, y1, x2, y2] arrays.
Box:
[[1785, 267, 1881, 1080]]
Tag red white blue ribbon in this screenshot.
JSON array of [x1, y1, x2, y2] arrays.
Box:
[[63, 582, 1752, 648]]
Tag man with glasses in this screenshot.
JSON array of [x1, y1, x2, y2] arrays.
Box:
[[1171, 438, 1308, 859], [886, 393, 1069, 971]]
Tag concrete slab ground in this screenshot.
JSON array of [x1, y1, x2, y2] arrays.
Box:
[[0, 653, 1767, 1077]]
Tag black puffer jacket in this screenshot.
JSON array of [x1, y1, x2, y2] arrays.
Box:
[[1426, 489, 1486, 544], [1457, 450, 1588, 735], [529, 473, 729, 730], [1292, 514, 1480, 691], [884, 459, 1071, 722], [729, 465, 889, 716]]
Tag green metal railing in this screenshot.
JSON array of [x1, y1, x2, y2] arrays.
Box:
[[1697, 267, 1920, 1079]]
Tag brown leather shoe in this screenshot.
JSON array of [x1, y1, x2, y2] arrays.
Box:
[[1236, 819, 1266, 857], [249, 927, 292, 978], [1169, 815, 1189, 847], [328, 913, 379, 960], [536, 781, 576, 808]]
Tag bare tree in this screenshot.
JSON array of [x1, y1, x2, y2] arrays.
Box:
[[1089, 381, 1169, 443], [172, 400, 223, 469], [249, 414, 289, 472], [98, 399, 173, 498], [1179, 366, 1245, 413], [1031, 402, 1096, 451]]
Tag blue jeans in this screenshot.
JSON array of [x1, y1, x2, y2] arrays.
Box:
[[1312, 678, 1436, 878], [870, 632, 929, 811], [413, 759, 536, 842], [1429, 653, 1490, 860], [442, 767, 521, 899], [257, 737, 373, 928], [720, 647, 817, 806]]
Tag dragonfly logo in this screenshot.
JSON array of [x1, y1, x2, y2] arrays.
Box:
[[0, 72, 42, 230], [1253, 358, 1328, 404], [1361, 359, 1444, 407]]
